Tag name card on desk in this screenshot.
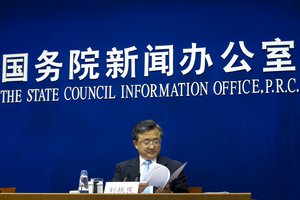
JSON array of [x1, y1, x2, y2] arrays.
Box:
[[104, 182, 139, 194]]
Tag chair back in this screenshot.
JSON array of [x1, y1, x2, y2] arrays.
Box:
[[0, 187, 16, 193], [188, 187, 202, 193]]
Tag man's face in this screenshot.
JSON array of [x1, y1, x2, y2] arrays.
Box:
[[133, 128, 162, 160]]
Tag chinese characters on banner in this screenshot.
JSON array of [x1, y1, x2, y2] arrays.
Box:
[[0, 38, 297, 104], [1, 38, 295, 83]]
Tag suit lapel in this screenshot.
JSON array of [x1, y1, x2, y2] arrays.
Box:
[[127, 157, 140, 181], [157, 155, 168, 167]]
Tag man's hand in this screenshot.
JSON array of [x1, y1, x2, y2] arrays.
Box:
[[155, 184, 172, 193], [138, 183, 149, 193]]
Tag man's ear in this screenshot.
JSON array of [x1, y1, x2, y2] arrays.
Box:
[[133, 140, 138, 149]]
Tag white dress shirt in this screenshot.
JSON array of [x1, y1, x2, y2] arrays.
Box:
[[139, 156, 157, 193]]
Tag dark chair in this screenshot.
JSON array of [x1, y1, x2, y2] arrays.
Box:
[[0, 187, 16, 193], [188, 187, 202, 193]]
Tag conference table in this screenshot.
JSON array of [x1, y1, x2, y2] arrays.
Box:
[[0, 193, 251, 200]]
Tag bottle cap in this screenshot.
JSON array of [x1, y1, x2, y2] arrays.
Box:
[[81, 170, 88, 176]]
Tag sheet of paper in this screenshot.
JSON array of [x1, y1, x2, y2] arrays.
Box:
[[168, 162, 187, 183], [203, 191, 229, 194], [143, 163, 170, 188], [142, 162, 187, 188]]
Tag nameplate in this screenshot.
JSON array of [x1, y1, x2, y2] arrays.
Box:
[[104, 182, 139, 194]]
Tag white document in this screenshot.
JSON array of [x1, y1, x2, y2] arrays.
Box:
[[144, 163, 170, 188], [143, 162, 187, 188], [203, 191, 229, 194], [168, 162, 187, 183]]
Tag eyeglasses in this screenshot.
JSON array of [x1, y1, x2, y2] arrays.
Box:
[[139, 139, 162, 147]]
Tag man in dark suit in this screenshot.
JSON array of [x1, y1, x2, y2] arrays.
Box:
[[112, 120, 189, 193]]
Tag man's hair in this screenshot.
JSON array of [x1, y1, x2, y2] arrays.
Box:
[[132, 120, 163, 141]]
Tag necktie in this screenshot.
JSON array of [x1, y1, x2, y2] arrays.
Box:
[[142, 160, 151, 193]]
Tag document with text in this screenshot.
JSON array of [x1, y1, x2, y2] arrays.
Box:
[[143, 162, 187, 188]]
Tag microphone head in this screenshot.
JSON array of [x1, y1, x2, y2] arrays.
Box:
[[124, 173, 131, 181], [135, 174, 140, 182]]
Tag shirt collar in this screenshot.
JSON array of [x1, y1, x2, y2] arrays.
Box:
[[139, 156, 157, 167]]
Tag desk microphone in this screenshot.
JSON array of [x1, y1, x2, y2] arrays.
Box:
[[123, 173, 130, 182], [134, 173, 140, 182]]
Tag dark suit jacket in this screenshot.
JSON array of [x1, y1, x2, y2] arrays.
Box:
[[112, 155, 189, 193]]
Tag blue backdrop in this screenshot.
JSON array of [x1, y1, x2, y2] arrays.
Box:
[[0, 1, 299, 200]]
